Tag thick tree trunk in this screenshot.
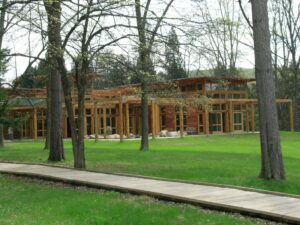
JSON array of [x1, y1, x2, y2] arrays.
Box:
[[0, 0, 7, 50], [75, 68, 86, 168], [251, 0, 285, 180], [44, 0, 65, 161], [44, 76, 51, 150], [59, 60, 79, 164], [0, 1, 6, 149], [140, 82, 149, 151], [0, 124, 4, 148], [48, 68, 64, 161]]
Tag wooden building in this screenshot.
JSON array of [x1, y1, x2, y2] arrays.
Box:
[[6, 76, 294, 139]]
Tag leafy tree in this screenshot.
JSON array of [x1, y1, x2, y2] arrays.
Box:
[[164, 28, 187, 80], [92, 54, 135, 89], [18, 61, 48, 88]]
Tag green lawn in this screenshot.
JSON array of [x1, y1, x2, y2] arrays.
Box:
[[0, 175, 268, 225], [0, 132, 300, 195]]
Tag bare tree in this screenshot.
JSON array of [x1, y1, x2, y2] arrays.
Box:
[[271, 0, 300, 131], [191, 0, 244, 77], [134, 0, 175, 151], [251, 0, 285, 180], [43, 0, 65, 161], [59, 0, 130, 168]]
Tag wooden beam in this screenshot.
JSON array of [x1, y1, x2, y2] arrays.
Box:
[[119, 98, 124, 141], [33, 108, 37, 139], [289, 102, 294, 131], [251, 102, 255, 132]]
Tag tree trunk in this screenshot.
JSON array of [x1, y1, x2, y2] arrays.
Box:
[[0, 0, 7, 50], [48, 68, 64, 161], [251, 0, 285, 180], [75, 67, 86, 168], [140, 81, 149, 151], [0, 124, 4, 148], [44, 75, 51, 150], [44, 0, 65, 161], [59, 59, 78, 165]]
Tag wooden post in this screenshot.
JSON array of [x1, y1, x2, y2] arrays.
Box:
[[229, 101, 234, 132], [63, 113, 68, 138], [94, 103, 98, 140], [151, 101, 156, 139], [103, 107, 107, 138], [203, 105, 209, 135], [251, 102, 255, 132], [225, 103, 229, 133], [119, 97, 124, 141], [33, 108, 38, 140], [245, 104, 249, 132], [125, 103, 130, 138], [84, 109, 87, 136], [289, 101, 294, 131], [179, 105, 184, 137], [156, 104, 160, 134]]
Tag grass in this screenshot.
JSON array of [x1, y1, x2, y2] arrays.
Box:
[[0, 174, 269, 225], [0, 132, 300, 195]]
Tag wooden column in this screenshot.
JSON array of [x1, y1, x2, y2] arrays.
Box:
[[63, 113, 68, 138], [125, 103, 130, 138], [289, 102, 294, 131], [229, 101, 234, 132], [103, 107, 107, 138], [179, 105, 184, 137], [33, 108, 38, 140], [118, 98, 124, 141], [225, 103, 229, 133], [94, 104, 98, 139], [251, 102, 255, 132], [203, 105, 209, 135], [84, 109, 87, 136], [151, 101, 156, 139], [91, 108, 95, 135], [245, 104, 249, 132], [156, 104, 160, 134]]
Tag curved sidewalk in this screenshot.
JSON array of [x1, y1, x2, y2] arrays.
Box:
[[0, 162, 299, 224]]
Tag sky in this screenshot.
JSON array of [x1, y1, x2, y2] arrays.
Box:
[[2, 0, 255, 82]]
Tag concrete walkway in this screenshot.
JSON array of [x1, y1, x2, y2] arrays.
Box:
[[0, 162, 299, 224]]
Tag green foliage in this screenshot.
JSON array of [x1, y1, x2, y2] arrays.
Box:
[[0, 49, 9, 80], [276, 66, 300, 130], [213, 63, 240, 78], [1, 132, 300, 195], [18, 61, 49, 88], [92, 53, 136, 89], [164, 28, 187, 80]]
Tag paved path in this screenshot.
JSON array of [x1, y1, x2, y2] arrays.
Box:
[[0, 162, 299, 224]]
